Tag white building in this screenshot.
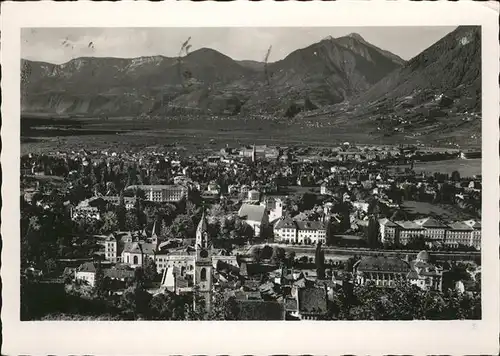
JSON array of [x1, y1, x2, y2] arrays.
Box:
[[247, 189, 260, 202], [261, 197, 284, 223], [74, 262, 98, 287], [274, 218, 326, 244], [238, 204, 269, 237], [125, 184, 187, 203]]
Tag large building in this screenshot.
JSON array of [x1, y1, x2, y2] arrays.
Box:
[[104, 225, 237, 275], [238, 204, 269, 237], [353, 256, 411, 288], [126, 185, 188, 203], [353, 251, 443, 291], [407, 251, 443, 291], [274, 218, 327, 244], [379, 217, 481, 249], [240, 145, 279, 161], [160, 211, 236, 313], [72, 195, 138, 220]]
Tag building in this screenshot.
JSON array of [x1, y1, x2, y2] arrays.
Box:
[[74, 262, 135, 288], [75, 262, 98, 286], [160, 211, 222, 313], [274, 218, 326, 244], [193, 210, 213, 312], [378, 218, 400, 244], [247, 189, 260, 202], [414, 217, 448, 243], [98, 195, 136, 210], [71, 205, 101, 220], [121, 241, 157, 268], [274, 217, 298, 242], [126, 185, 187, 203], [379, 218, 481, 249], [463, 220, 481, 249], [240, 145, 266, 161], [261, 197, 284, 224], [445, 221, 475, 248], [206, 182, 221, 195], [104, 231, 134, 263], [407, 251, 443, 291], [291, 286, 328, 320], [353, 256, 411, 288], [296, 221, 327, 244], [354, 252, 442, 291], [238, 204, 269, 237], [320, 184, 333, 196]]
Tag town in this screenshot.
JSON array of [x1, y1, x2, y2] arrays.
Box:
[[21, 141, 482, 320]]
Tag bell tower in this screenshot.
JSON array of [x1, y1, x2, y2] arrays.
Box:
[[194, 210, 212, 314]]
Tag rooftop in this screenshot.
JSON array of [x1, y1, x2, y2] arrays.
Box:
[[238, 204, 267, 222], [297, 287, 328, 315], [355, 256, 411, 273]]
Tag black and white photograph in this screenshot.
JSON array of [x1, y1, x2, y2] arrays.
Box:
[[2, 1, 499, 355], [18, 24, 484, 321]]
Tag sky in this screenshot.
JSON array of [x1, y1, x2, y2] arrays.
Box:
[[21, 26, 457, 64]]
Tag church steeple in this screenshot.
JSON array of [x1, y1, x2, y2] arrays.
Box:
[[251, 143, 256, 163], [194, 208, 213, 315], [196, 209, 209, 250], [151, 220, 159, 246]]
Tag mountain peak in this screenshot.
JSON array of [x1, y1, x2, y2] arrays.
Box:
[[347, 33, 365, 41]]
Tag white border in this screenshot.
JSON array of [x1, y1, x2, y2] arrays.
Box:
[[2, 2, 499, 355]]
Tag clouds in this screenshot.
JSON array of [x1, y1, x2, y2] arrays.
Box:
[[21, 26, 456, 64]]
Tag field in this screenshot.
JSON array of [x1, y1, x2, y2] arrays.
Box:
[[21, 114, 477, 155], [401, 200, 475, 220], [412, 159, 481, 177]]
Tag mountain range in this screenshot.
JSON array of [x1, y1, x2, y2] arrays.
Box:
[[21, 26, 481, 142]]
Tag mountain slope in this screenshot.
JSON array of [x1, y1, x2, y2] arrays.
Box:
[[241, 33, 405, 115], [298, 26, 481, 147], [358, 26, 480, 107], [21, 35, 404, 117]]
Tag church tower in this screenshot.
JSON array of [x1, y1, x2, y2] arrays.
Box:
[[251, 144, 256, 163], [194, 210, 213, 314]]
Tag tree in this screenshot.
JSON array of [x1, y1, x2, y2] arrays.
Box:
[[167, 214, 195, 239], [209, 204, 226, 221], [188, 286, 207, 320], [451, 170, 461, 182], [250, 246, 262, 263], [149, 292, 186, 320], [366, 217, 380, 248], [43, 258, 58, 276], [125, 211, 140, 231], [407, 234, 426, 250], [100, 211, 118, 234], [120, 283, 152, 319], [143, 257, 158, 285], [116, 191, 126, 230], [285, 251, 296, 268], [93, 262, 107, 299], [270, 246, 286, 265], [315, 242, 325, 280], [260, 245, 274, 260], [208, 290, 239, 320]]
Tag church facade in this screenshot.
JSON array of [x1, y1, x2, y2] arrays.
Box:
[[159, 212, 237, 313]]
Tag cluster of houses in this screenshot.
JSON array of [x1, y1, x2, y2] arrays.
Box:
[[72, 210, 462, 320]]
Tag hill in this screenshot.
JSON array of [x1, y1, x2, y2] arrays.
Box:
[[21, 34, 404, 117], [241, 33, 404, 116], [297, 26, 481, 147]]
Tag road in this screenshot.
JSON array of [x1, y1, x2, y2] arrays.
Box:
[[237, 243, 481, 263]]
